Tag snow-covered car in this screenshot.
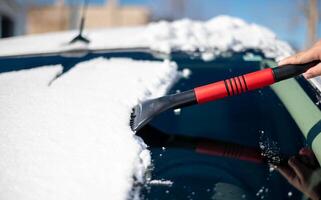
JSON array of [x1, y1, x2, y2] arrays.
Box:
[[0, 16, 320, 200]]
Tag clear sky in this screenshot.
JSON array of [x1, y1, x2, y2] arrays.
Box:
[[32, 0, 321, 50]]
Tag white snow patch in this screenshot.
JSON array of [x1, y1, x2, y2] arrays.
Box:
[[149, 180, 173, 186], [0, 58, 178, 200], [0, 16, 293, 61], [180, 68, 192, 79], [173, 108, 181, 115], [145, 16, 294, 61]]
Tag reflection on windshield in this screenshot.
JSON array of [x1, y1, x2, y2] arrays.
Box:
[[142, 53, 305, 200]]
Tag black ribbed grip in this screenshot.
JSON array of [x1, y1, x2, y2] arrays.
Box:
[[273, 60, 320, 82], [224, 75, 248, 96]]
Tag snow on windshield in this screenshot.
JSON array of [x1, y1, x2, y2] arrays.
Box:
[[0, 58, 178, 200]]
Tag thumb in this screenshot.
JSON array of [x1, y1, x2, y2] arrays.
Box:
[[303, 63, 321, 79]]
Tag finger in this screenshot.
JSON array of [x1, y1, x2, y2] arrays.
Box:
[[288, 156, 309, 181], [303, 63, 321, 79], [279, 48, 320, 66], [276, 165, 296, 183], [276, 165, 305, 192], [278, 52, 305, 66], [298, 155, 316, 169]]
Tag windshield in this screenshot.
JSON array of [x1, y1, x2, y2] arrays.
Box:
[[143, 52, 305, 200], [0, 51, 307, 199]]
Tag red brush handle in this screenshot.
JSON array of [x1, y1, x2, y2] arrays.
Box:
[[196, 140, 264, 164], [194, 68, 275, 104]]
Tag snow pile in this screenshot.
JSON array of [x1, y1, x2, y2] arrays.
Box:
[[0, 58, 178, 200], [145, 15, 294, 61]]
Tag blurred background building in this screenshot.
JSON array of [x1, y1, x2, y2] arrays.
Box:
[[0, 0, 25, 38], [27, 0, 150, 34], [0, 0, 320, 50]]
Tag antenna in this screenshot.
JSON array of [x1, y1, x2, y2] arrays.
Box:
[[69, 0, 90, 44]]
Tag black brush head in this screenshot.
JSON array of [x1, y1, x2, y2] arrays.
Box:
[[130, 97, 169, 132], [129, 96, 175, 132], [130, 90, 197, 132], [130, 103, 143, 132]]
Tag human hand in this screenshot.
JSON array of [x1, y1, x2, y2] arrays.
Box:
[[278, 40, 321, 79], [276, 148, 321, 200]]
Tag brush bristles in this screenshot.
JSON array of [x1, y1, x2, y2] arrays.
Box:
[[129, 108, 136, 130]]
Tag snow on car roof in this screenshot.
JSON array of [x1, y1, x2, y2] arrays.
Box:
[[0, 15, 293, 61], [145, 16, 294, 61], [0, 58, 178, 200]]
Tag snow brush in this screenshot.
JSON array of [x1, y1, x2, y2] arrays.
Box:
[[130, 60, 320, 132]]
